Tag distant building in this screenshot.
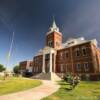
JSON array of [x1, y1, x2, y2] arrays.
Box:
[[19, 60, 33, 75], [19, 20, 100, 80]]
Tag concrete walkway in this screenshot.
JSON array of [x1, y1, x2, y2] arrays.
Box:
[[0, 80, 60, 100]]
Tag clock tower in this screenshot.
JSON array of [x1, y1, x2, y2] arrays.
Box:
[[46, 19, 62, 50]]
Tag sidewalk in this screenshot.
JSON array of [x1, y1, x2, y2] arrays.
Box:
[[0, 80, 60, 100]]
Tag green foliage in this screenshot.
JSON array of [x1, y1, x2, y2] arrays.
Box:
[[64, 73, 72, 82], [13, 65, 20, 74], [0, 64, 6, 72]]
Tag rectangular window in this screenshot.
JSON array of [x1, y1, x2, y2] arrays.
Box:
[[65, 52, 69, 58], [56, 41, 60, 46], [82, 48, 87, 56], [84, 62, 89, 72], [45, 54, 50, 60], [60, 64, 64, 72], [66, 64, 71, 72], [34, 67, 36, 72], [60, 52, 63, 57], [76, 49, 80, 57], [48, 40, 53, 47], [66, 64, 68, 72], [60, 52, 63, 59], [36, 67, 38, 72], [76, 63, 81, 71]]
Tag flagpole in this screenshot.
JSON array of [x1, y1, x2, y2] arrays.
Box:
[[6, 32, 15, 71]]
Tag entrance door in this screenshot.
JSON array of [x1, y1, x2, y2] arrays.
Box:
[[45, 61, 50, 73], [45, 54, 50, 73]]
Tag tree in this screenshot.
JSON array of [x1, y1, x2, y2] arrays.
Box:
[[0, 64, 6, 72], [13, 65, 20, 74]]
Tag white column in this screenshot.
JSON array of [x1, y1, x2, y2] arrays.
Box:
[[54, 54, 56, 72], [50, 53, 52, 72], [42, 54, 45, 73]]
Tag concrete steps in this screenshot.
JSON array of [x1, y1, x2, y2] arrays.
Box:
[[31, 73, 51, 80], [31, 72, 61, 81], [51, 72, 62, 81]]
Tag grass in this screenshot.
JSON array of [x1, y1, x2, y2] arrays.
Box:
[[0, 77, 41, 95], [0, 76, 3, 80], [43, 80, 100, 100]]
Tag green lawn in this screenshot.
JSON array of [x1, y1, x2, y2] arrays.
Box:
[[43, 80, 100, 100], [0, 76, 3, 80], [0, 77, 41, 95]]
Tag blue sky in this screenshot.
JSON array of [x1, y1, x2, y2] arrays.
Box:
[[0, 0, 100, 70]]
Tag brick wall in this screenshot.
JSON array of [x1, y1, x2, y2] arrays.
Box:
[[33, 55, 43, 73], [46, 32, 62, 49], [19, 61, 33, 72], [56, 42, 95, 75]]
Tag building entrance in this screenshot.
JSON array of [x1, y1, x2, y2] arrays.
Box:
[[45, 54, 50, 73]]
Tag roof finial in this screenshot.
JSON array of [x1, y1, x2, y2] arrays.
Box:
[[52, 15, 57, 28], [47, 16, 61, 35], [53, 15, 55, 22]]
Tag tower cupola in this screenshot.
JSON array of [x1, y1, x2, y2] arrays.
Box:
[[46, 18, 62, 50]]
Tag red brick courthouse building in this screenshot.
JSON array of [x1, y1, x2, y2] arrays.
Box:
[[20, 20, 100, 80]]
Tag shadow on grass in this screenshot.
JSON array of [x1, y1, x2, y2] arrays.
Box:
[[60, 87, 73, 91], [59, 83, 70, 85], [65, 88, 73, 91], [58, 81, 70, 85]]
